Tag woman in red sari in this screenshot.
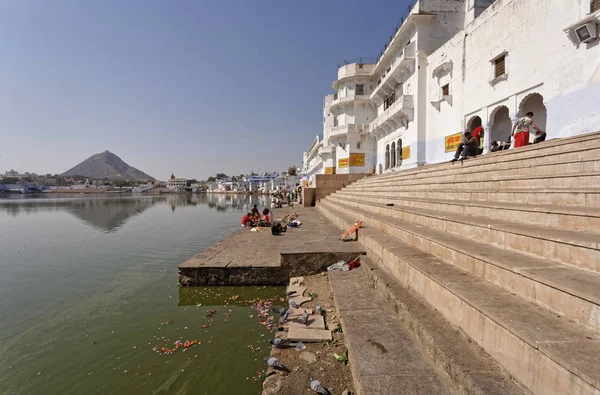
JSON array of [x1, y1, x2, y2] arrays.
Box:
[[511, 112, 544, 148]]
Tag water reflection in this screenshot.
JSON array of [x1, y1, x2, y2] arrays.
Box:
[[166, 193, 269, 212], [0, 193, 270, 232]]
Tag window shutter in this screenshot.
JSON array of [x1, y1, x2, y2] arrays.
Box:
[[442, 84, 450, 96], [494, 56, 506, 78], [592, 0, 600, 12]]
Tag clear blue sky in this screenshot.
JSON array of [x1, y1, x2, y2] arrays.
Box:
[[0, 0, 412, 180]]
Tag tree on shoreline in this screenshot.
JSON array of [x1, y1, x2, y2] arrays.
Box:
[[287, 166, 298, 176]]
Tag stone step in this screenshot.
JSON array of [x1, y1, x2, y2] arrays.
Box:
[[332, 187, 600, 208], [318, 198, 600, 331], [332, 191, 600, 233], [361, 131, 600, 184], [357, 256, 527, 395], [329, 268, 462, 395], [286, 327, 332, 342], [325, 194, 600, 274], [319, 202, 600, 395], [355, 157, 600, 188], [345, 171, 600, 191]]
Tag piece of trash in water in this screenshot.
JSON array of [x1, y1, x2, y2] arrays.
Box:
[[386, 203, 394, 206]]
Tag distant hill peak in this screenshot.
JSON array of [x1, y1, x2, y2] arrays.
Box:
[[61, 151, 154, 181]]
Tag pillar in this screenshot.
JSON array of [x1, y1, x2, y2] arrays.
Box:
[[482, 125, 491, 154]]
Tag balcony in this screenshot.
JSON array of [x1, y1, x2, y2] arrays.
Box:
[[307, 140, 322, 162], [371, 41, 416, 106], [305, 156, 324, 176], [329, 123, 370, 142], [370, 95, 414, 138], [329, 94, 371, 115], [332, 63, 377, 90], [318, 144, 336, 158]]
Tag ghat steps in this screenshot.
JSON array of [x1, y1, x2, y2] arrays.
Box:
[[320, 132, 600, 395]]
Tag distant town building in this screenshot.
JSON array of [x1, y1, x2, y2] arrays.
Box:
[[167, 174, 187, 191], [2, 169, 26, 180], [246, 172, 278, 192]]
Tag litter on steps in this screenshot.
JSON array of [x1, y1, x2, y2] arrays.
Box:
[[327, 261, 350, 272]]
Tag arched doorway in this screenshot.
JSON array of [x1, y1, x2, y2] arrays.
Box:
[[385, 145, 390, 169], [467, 116, 482, 133], [396, 139, 402, 166], [519, 93, 547, 132], [490, 106, 511, 143], [391, 142, 396, 167]]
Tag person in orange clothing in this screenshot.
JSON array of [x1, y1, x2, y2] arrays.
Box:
[[511, 112, 544, 148], [471, 125, 484, 154]]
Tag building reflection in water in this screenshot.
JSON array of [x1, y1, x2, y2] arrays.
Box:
[[1, 193, 272, 232]]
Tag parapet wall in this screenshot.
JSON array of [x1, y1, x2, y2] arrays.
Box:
[[303, 174, 370, 207]]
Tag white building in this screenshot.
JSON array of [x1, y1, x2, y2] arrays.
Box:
[[303, 0, 600, 174], [271, 174, 302, 191], [302, 136, 323, 185], [167, 174, 187, 191]]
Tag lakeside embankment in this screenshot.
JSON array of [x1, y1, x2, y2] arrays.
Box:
[[177, 205, 364, 394], [178, 206, 365, 286]]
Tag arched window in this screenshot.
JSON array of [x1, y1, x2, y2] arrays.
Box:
[[391, 142, 396, 168], [396, 139, 402, 166], [385, 145, 390, 169]]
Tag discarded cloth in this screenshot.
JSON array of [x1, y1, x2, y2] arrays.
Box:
[[327, 260, 350, 272]]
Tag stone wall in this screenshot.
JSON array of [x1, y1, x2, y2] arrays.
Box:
[[178, 250, 364, 286], [303, 174, 370, 207]]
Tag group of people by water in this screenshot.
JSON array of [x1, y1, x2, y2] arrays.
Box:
[[242, 205, 273, 227], [451, 111, 546, 162], [270, 184, 303, 209], [241, 185, 303, 229]]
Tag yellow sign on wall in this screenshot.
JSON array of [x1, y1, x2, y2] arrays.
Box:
[[445, 132, 463, 153], [402, 146, 411, 160], [349, 153, 365, 167], [324, 167, 335, 174], [338, 158, 349, 168]]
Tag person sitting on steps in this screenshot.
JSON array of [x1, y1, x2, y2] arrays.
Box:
[[451, 131, 479, 162], [533, 131, 547, 144], [471, 125, 484, 155]]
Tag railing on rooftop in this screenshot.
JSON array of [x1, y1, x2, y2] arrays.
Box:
[[376, 1, 418, 64]]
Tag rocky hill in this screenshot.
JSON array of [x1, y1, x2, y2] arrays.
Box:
[[62, 151, 154, 181]]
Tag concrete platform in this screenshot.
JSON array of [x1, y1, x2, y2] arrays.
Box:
[[178, 206, 365, 286]]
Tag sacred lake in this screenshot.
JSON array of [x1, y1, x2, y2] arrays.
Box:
[[0, 194, 281, 395]]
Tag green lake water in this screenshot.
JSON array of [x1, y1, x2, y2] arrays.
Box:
[[0, 194, 283, 395]]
